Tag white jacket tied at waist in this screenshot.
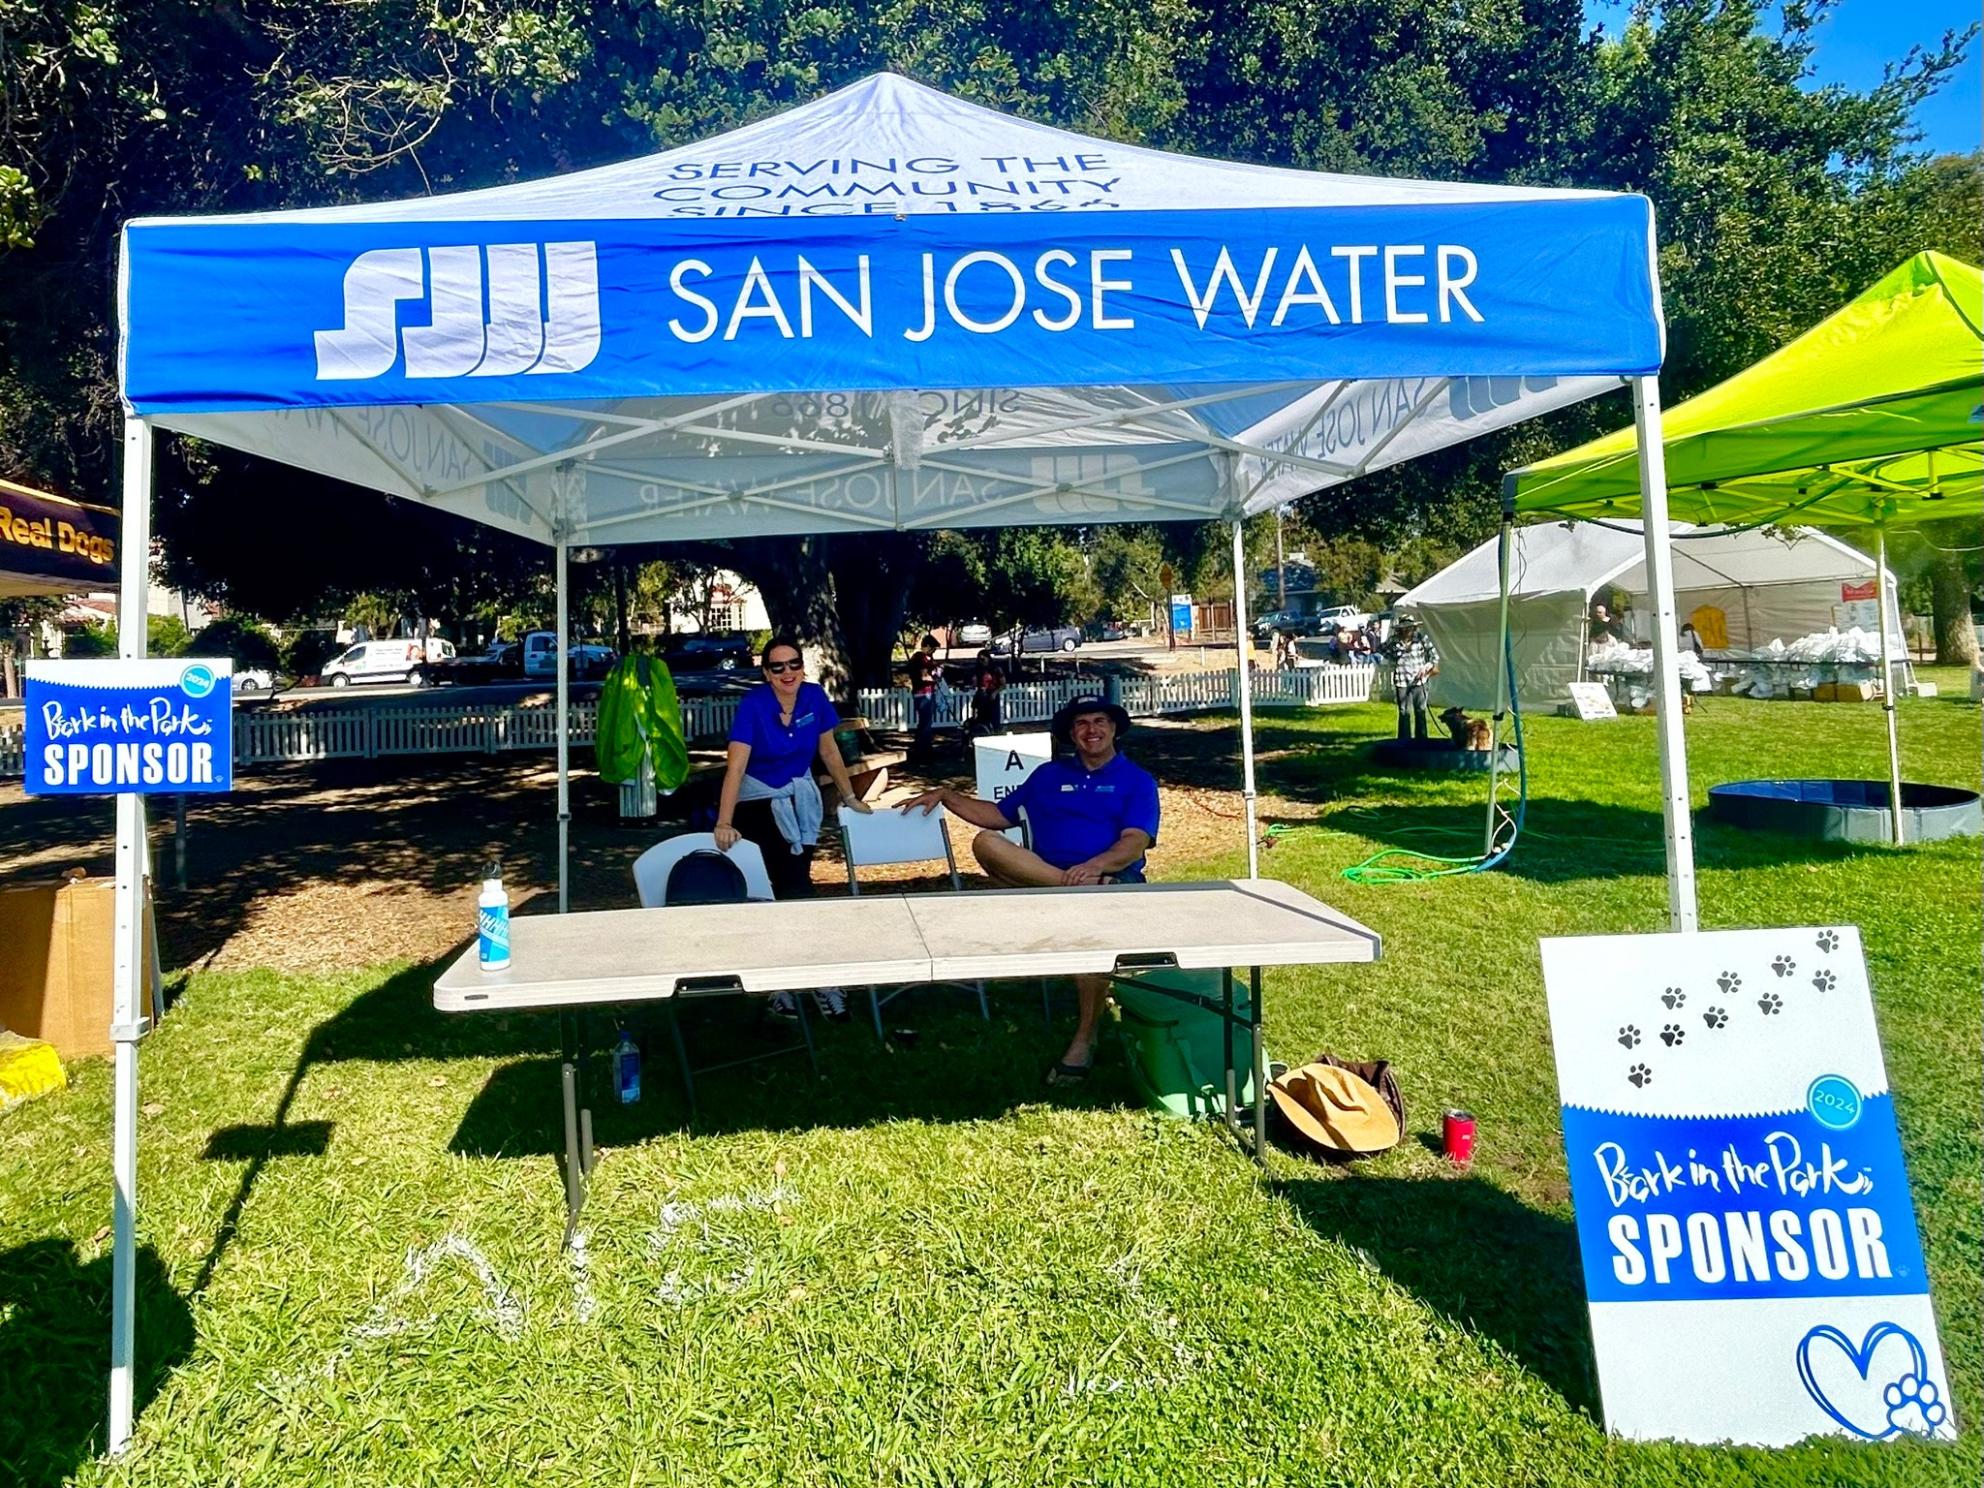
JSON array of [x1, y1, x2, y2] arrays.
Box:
[[736, 770, 824, 853]]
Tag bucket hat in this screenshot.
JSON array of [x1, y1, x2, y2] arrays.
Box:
[[1051, 694, 1132, 744]]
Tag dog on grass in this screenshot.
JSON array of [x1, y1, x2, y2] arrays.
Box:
[[1440, 706, 1493, 751]]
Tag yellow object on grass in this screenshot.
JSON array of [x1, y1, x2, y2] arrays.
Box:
[[0, 1029, 66, 1111]]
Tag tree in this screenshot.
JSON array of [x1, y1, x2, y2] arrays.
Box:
[[1, 0, 1976, 672]]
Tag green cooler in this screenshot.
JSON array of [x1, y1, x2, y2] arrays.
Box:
[[1111, 969, 1256, 1122]]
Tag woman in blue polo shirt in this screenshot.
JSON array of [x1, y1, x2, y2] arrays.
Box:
[[714, 636, 870, 901]]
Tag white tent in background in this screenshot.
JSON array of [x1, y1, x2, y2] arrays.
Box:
[[1399, 522, 1901, 710], [104, 71, 1672, 1449]]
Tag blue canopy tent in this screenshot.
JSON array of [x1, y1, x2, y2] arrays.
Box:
[[104, 73, 1671, 1446]]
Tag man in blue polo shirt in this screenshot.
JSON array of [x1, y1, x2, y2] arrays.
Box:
[[901, 695, 1159, 1083]]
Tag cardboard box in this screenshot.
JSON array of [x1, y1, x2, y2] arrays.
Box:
[[1823, 680, 1879, 703], [0, 875, 155, 1059]]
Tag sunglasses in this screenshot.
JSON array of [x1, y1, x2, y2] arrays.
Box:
[[763, 659, 804, 674]]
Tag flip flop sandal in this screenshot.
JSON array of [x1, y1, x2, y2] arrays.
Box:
[[1045, 1059, 1094, 1086]]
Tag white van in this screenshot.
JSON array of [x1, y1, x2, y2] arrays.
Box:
[[319, 639, 430, 688]]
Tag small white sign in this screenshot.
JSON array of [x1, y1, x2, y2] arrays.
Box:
[[1567, 681, 1617, 721], [1541, 927, 1953, 1448], [973, 731, 1051, 844]]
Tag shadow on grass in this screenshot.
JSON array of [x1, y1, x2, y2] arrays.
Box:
[[1277, 1174, 1600, 1417], [189, 955, 1133, 1284], [1257, 794, 1888, 885], [450, 986, 1129, 1155], [0, 1239, 193, 1488]]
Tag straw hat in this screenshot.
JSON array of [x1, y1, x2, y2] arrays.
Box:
[[1267, 1061, 1402, 1156]]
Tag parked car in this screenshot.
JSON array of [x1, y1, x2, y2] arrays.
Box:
[[661, 633, 755, 673], [428, 639, 524, 684], [319, 639, 432, 688], [1250, 608, 1318, 640], [230, 667, 276, 693], [519, 630, 617, 680], [955, 622, 993, 647], [1085, 619, 1131, 642], [1311, 604, 1371, 635], [990, 624, 1081, 655]]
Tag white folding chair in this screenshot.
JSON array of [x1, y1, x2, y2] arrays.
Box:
[[628, 832, 807, 1121], [632, 832, 774, 906], [838, 804, 990, 1037]]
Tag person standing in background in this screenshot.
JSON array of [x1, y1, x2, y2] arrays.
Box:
[[906, 633, 940, 760], [1385, 618, 1440, 742]]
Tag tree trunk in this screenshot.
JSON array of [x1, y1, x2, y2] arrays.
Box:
[[729, 536, 856, 697], [612, 563, 630, 654], [828, 533, 924, 691], [1928, 543, 1979, 666]]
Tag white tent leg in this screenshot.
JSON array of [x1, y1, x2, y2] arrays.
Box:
[[1875, 526, 1904, 846], [555, 537, 571, 913], [1631, 377, 1699, 931], [1484, 513, 1513, 853], [1230, 519, 1260, 878], [109, 416, 153, 1455]]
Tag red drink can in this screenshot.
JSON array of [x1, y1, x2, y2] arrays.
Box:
[[1442, 1110, 1477, 1166]]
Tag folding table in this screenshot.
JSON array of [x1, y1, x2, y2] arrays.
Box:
[[435, 880, 1381, 1239]]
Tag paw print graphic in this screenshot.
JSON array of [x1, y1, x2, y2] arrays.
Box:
[[1660, 987, 1686, 1010], [1717, 971, 1742, 994], [1883, 1374, 1948, 1437], [1816, 930, 1840, 954], [1812, 969, 1837, 993], [1618, 1025, 1642, 1049], [1772, 955, 1796, 978], [1627, 1063, 1652, 1089], [1758, 991, 1783, 1015], [1702, 1006, 1729, 1030], [1660, 1024, 1685, 1047]]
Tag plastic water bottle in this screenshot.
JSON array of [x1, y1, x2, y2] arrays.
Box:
[[614, 1024, 641, 1105], [477, 861, 511, 972]]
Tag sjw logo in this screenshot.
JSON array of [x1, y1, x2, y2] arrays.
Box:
[[1449, 376, 1558, 421], [313, 242, 600, 380]]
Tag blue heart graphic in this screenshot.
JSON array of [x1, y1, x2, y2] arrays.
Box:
[[1795, 1322, 1928, 1440]]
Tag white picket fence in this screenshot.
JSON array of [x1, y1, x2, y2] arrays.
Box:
[[0, 664, 1376, 778]]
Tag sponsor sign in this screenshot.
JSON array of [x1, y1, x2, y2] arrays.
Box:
[[1169, 594, 1193, 637], [25, 659, 233, 795], [1541, 927, 1953, 1447]]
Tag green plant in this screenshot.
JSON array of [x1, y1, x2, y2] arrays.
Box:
[[192, 616, 281, 672], [59, 622, 116, 657]]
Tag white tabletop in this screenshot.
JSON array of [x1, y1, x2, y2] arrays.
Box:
[[906, 879, 1382, 980], [435, 880, 1381, 1013]]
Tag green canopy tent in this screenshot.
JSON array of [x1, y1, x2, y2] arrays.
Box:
[[1506, 251, 1983, 879]]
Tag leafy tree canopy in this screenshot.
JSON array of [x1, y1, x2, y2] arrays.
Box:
[[0, 0, 1974, 681]]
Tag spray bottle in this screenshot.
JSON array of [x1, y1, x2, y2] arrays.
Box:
[[477, 859, 511, 972]]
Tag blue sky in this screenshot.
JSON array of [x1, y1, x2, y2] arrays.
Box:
[[1585, 0, 1981, 155]]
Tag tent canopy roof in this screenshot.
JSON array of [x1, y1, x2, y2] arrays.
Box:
[[119, 72, 1663, 547], [1507, 252, 1983, 528], [1398, 520, 1887, 608]]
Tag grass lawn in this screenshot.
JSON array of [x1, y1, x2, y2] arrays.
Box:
[[2, 674, 1978, 1487]]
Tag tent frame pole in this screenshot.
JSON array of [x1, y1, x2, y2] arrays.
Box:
[[555, 535, 571, 913], [1875, 524, 1904, 845], [109, 415, 154, 1454], [1229, 516, 1260, 878], [1485, 508, 1514, 853], [1631, 376, 1699, 932]]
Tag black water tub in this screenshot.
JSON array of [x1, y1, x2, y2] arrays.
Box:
[[1371, 738, 1520, 773], [1707, 779, 1982, 844]]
